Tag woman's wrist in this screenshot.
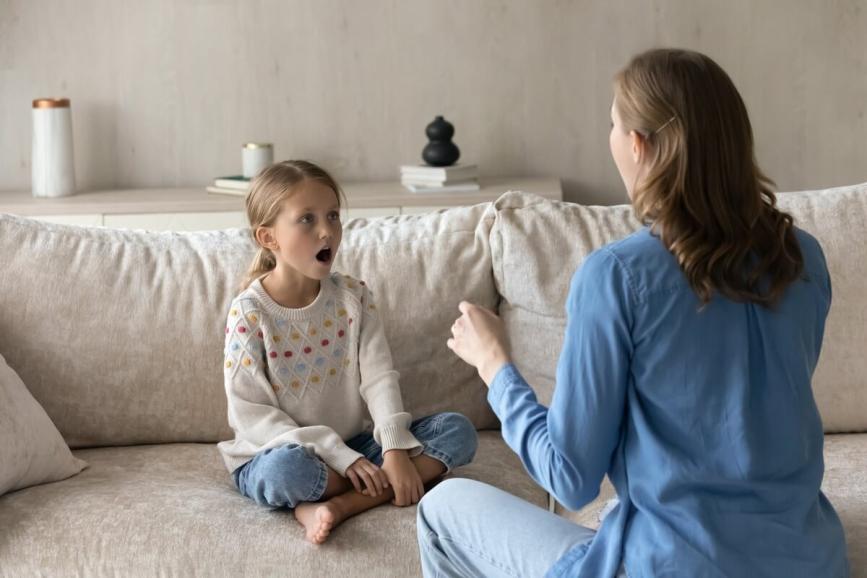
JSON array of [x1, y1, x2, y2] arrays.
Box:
[[479, 354, 511, 386]]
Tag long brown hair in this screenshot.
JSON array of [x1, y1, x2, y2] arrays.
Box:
[[614, 48, 803, 307], [240, 160, 344, 291]]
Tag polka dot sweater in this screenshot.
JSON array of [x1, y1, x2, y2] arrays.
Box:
[[217, 273, 422, 475]]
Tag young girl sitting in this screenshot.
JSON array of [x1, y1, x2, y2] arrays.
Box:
[[218, 160, 478, 544]]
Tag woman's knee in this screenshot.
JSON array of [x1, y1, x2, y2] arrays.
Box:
[[240, 444, 326, 508]]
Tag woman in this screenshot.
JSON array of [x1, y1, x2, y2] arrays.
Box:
[[416, 48, 849, 577]]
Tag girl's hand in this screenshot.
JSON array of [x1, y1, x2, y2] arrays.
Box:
[[345, 457, 389, 497], [447, 301, 511, 386], [381, 450, 424, 507]]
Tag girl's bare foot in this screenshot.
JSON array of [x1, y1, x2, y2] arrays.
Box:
[[293, 502, 342, 544]]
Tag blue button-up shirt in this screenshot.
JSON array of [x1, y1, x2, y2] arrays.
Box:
[[489, 226, 849, 577]]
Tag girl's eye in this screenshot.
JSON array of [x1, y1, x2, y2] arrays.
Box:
[[299, 214, 314, 224], [328, 211, 341, 222]]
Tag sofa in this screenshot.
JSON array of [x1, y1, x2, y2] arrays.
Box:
[[1, 183, 865, 577]]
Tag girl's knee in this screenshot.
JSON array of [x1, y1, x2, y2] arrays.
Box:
[[436, 412, 478, 467], [244, 444, 325, 508]]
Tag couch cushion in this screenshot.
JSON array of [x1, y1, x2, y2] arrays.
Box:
[[552, 434, 867, 576], [0, 352, 87, 496], [490, 184, 867, 432], [823, 434, 867, 576], [0, 205, 498, 448], [0, 431, 544, 577]]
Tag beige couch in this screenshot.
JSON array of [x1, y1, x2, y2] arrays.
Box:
[[1, 184, 864, 577]]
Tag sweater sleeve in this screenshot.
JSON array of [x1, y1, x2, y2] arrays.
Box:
[[486, 249, 634, 510], [224, 302, 363, 475], [356, 285, 423, 456]]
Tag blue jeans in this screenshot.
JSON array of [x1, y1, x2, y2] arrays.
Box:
[[417, 478, 628, 578], [233, 412, 478, 509]]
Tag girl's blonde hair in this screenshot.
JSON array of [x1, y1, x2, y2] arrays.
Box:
[[240, 160, 344, 291], [614, 48, 803, 307]]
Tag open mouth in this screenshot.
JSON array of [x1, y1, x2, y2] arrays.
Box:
[[315, 247, 333, 263]]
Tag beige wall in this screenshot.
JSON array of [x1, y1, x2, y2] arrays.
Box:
[[1, 0, 865, 204]]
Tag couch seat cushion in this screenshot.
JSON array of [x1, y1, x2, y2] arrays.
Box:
[[0, 431, 543, 577]]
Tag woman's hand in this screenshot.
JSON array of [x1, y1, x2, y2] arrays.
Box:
[[447, 301, 511, 386], [381, 450, 424, 507], [345, 457, 389, 497]]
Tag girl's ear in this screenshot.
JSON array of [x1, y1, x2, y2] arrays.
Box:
[[630, 130, 646, 164], [255, 226, 278, 251]]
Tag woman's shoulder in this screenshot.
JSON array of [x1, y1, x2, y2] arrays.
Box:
[[579, 228, 684, 303], [791, 227, 827, 269]]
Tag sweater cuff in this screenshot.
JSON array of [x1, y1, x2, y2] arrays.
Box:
[[376, 424, 423, 457], [320, 444, 364, 476]]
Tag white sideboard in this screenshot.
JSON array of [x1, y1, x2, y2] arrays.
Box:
[[0, 178, 562, 231]]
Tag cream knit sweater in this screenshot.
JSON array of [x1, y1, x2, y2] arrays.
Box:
[[217, 273, 422, 474]]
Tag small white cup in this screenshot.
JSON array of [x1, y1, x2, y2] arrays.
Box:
[[242, 143, 273, 179]]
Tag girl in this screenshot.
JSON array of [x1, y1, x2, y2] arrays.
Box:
[[418, 49, 849, 577], [218, 160, 477, 545]]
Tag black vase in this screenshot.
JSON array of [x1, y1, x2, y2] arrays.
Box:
[[422, 116, 461, 167]]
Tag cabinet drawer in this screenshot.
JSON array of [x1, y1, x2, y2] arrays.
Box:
[[31, 214, 103, 226], [400, 206, 452, 215], [103, 211, 247, 231], [343, 207, 401, 220]]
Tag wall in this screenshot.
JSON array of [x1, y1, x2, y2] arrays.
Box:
[[1, 0, 865, 204]]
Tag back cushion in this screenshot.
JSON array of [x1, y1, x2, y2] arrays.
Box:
[[490, 183, 867, 433], [0, 205, 498, 448]]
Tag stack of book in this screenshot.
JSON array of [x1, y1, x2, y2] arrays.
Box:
[[400, 164, 480, 193], [206, 175, 251, 197]]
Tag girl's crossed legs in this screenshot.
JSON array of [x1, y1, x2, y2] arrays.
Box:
[[233, 412, 478, 543]]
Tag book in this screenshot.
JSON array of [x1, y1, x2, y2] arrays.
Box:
[[400, 163, 478, 181], [206, 185, 246, 197], [401, 176, 479, 187], [213, 175, 251, 191], [403, 181, 481, 194]]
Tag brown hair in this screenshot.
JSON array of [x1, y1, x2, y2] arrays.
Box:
[[240, 160, 344, 291], [614, 48, 803, 307]]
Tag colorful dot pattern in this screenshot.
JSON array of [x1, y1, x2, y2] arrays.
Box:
[[223, 274, 380, 403]]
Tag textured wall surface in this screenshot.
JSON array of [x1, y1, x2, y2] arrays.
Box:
[[1, 0, 865, 203]]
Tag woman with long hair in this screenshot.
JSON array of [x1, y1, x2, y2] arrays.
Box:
[[416, 48, 849, 577]]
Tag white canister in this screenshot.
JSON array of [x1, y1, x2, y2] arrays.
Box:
[[32, 98, 76, 198], [242, 142, 274, 179]]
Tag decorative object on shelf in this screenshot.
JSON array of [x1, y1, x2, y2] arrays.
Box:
[[421, 116, 460, 167], [32, 98, 76, 198], [242, 142, 273, 178]]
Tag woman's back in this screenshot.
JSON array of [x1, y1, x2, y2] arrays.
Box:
[[605, 226, 848, 577]]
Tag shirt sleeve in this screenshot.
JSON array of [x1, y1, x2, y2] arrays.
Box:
[[357, 285, 423, 456], [224, 302, 364, 475], [487, 249, 634, 510]]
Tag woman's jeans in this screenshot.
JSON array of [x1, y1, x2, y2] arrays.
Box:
[[417, 478, 628, 578], [232, 412, 478, 509]]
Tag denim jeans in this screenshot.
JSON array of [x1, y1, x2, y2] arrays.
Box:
[[232, 412, 478, 509], [417, 478, 628, 578]]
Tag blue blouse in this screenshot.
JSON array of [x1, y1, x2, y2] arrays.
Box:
[[488, 227, 849, 577]]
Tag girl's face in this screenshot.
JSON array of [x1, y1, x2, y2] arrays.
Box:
[[609, 97, 645, 200], [261, 179, 342, 283]]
